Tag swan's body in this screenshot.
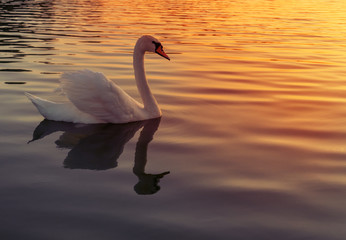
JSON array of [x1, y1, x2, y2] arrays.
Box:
[[25, 35, 170, 124]]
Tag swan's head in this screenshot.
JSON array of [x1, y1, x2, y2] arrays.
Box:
[[137, 35, 170, 61]]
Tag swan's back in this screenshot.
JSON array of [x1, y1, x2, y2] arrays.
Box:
[[26, 70, 150, 124]]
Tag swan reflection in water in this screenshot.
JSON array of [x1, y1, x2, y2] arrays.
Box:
[[29, 117, 169, 195]]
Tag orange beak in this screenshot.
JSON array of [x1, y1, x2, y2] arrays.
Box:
[[155, 45, 170, 61]]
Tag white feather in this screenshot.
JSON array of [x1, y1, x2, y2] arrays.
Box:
[[25, 92, 100, 123], [60, 69, 143, 123]]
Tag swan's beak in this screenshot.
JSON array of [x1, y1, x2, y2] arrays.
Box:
[[155, 45, 170, 61]]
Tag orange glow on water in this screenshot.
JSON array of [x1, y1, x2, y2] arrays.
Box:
[[2, 1, 346, 238], [2, 0, 346, 174]]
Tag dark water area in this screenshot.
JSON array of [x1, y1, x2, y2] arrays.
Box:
[[1, 0, 346, 239]]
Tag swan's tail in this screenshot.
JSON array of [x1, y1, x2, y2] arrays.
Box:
[[25, 92, 57, 120], [25, 92, 101, 123]]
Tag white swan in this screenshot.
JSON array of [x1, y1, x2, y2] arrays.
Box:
[[25, 35, 170, 124]]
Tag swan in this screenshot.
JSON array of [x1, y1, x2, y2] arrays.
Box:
[[25, 35, 170, 124]]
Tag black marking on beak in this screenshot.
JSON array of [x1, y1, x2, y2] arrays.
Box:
[[152, 41, 170, 60]]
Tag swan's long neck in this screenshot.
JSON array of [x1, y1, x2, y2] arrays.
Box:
[[133, 44, 161, 116]]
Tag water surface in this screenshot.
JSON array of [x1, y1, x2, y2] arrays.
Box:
[[1, 0, 346, 239]]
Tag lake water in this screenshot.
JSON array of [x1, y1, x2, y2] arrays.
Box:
[[1, 0, 346, 239]]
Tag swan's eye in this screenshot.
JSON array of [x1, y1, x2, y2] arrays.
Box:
[[152, 41, 161, 50]]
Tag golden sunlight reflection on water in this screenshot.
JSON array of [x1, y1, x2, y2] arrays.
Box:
[[1, 0, 346, 239]]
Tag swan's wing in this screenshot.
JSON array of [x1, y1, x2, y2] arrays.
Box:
[[60, 69, 141, 123]]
